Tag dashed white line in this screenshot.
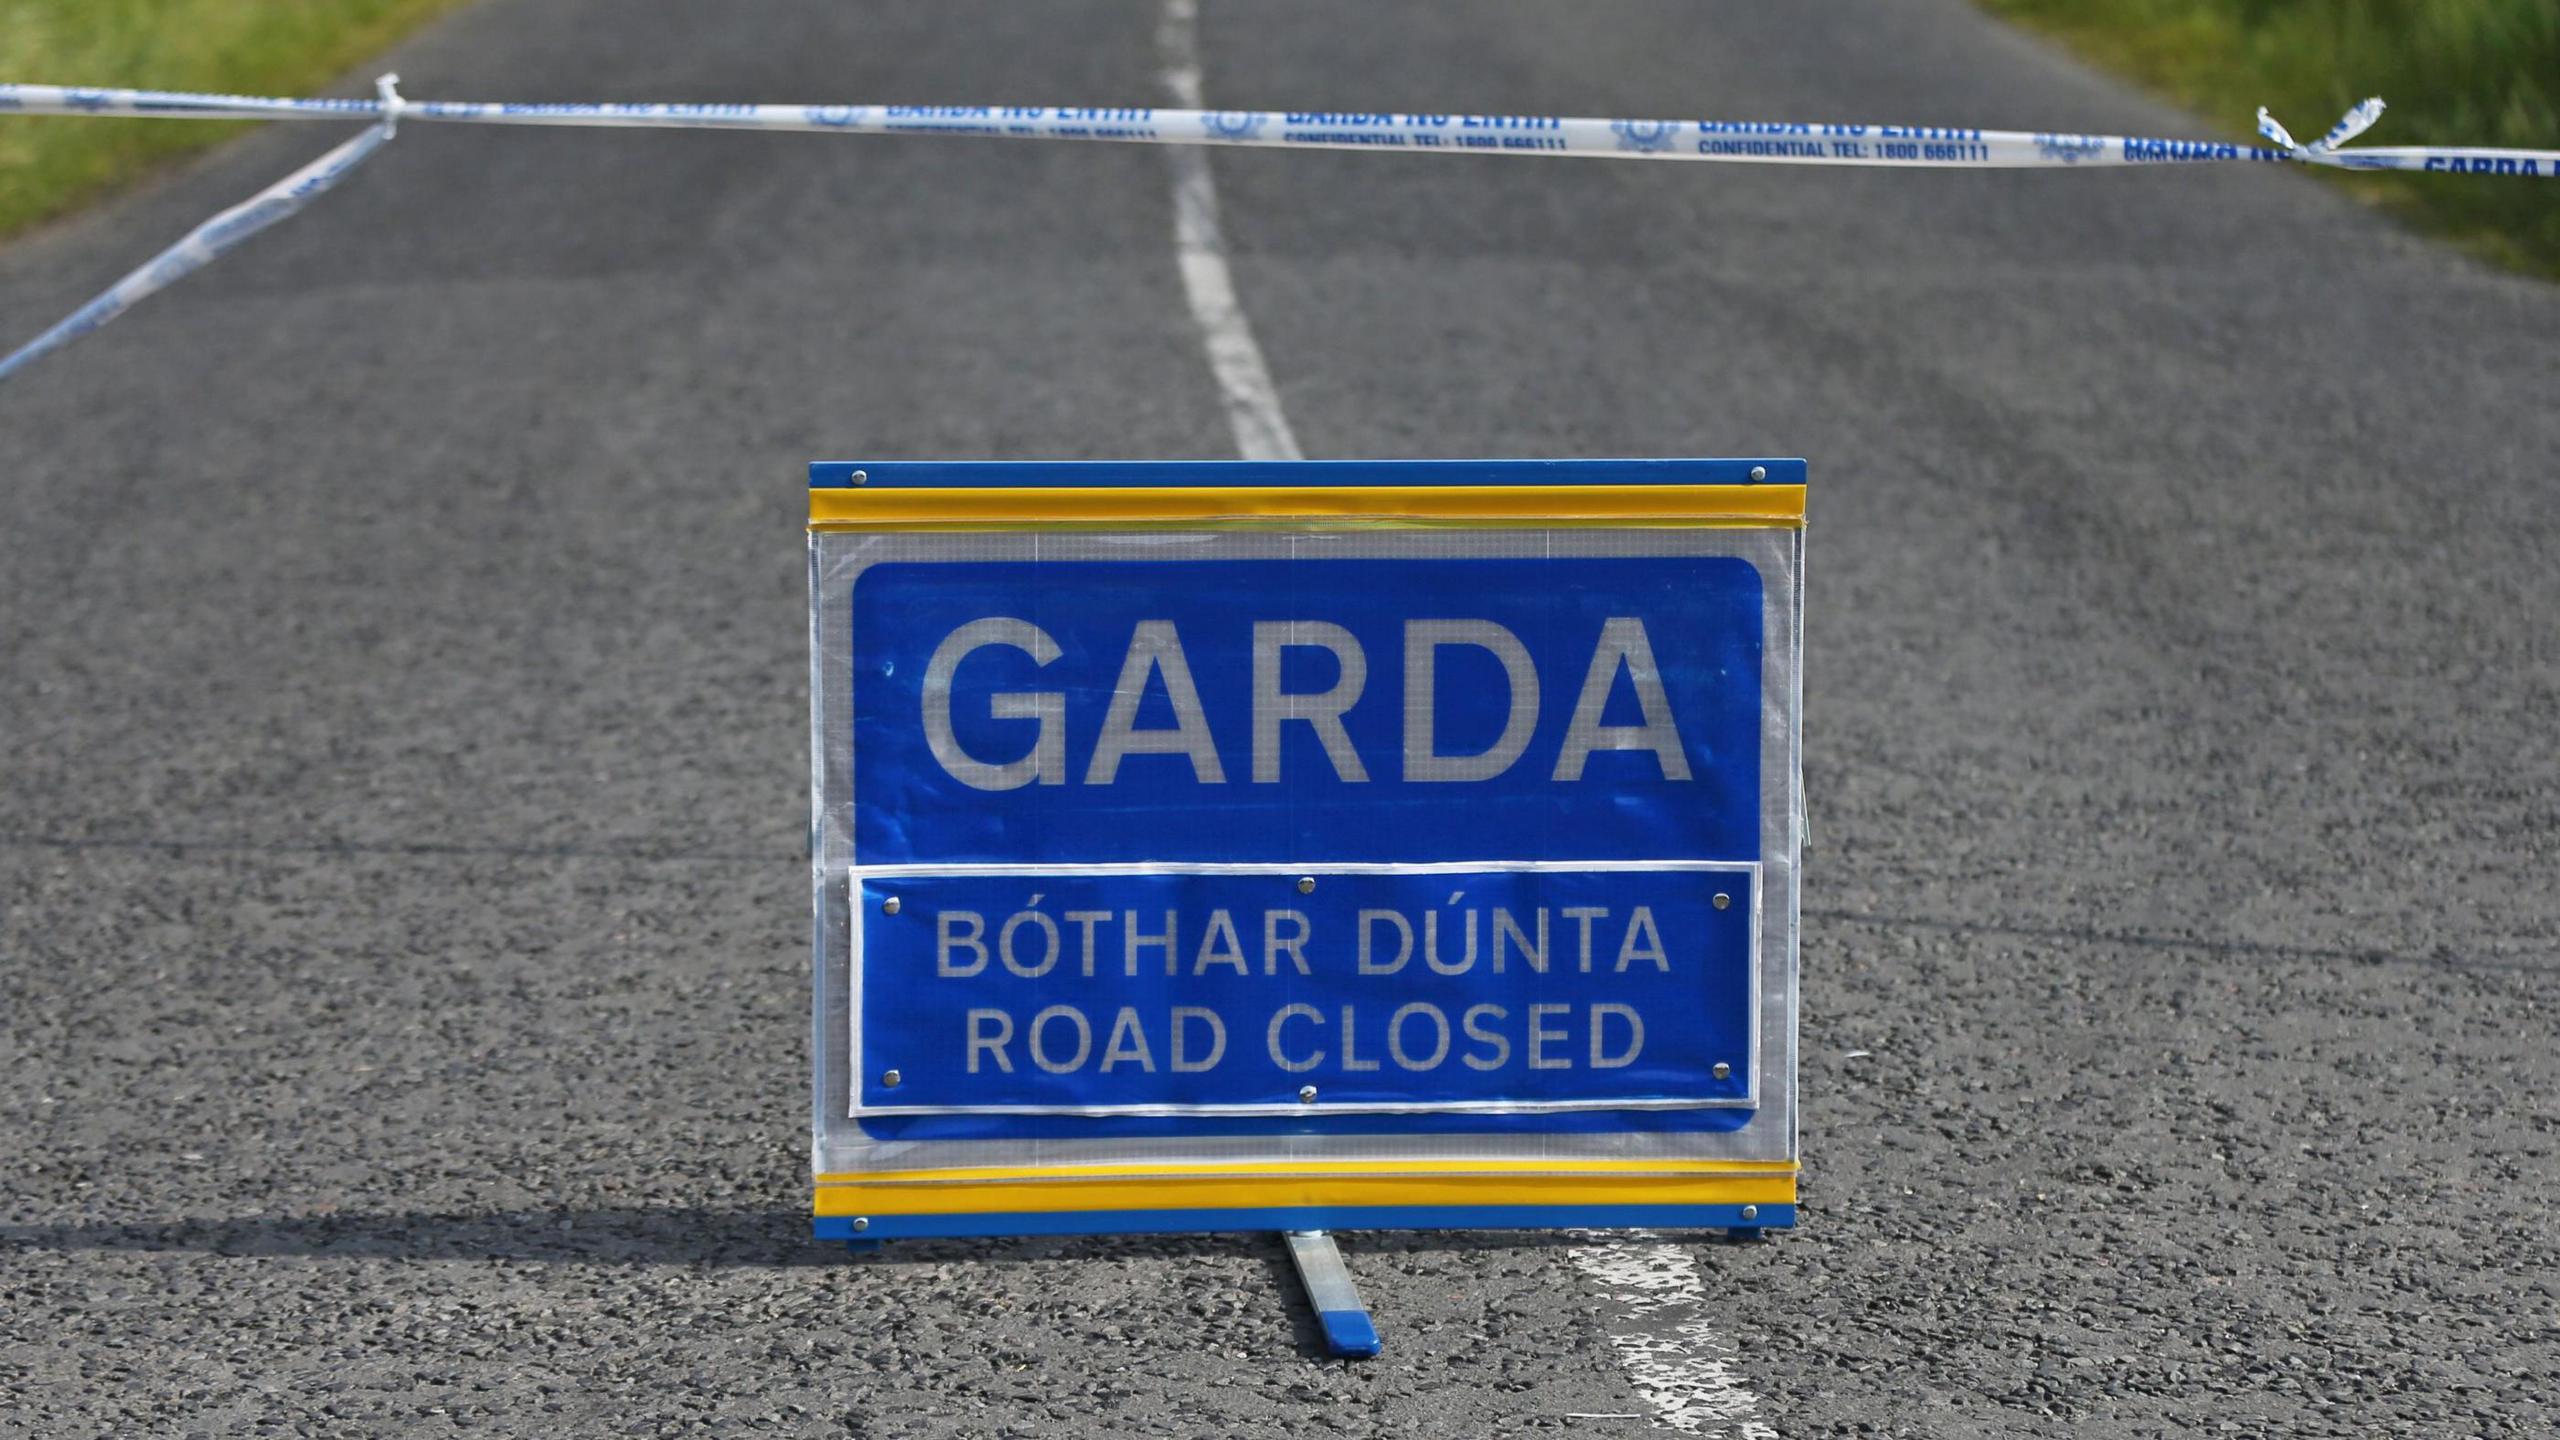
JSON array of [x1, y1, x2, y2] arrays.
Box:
[[1152, 3, 1772, 1431], [1155, 0, 1303, 462], [1567, 1238, 1778, 1437]]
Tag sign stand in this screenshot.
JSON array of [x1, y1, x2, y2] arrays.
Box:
[[1284, 1230, 1383, 1358], [806, 459, 1807, 1359]]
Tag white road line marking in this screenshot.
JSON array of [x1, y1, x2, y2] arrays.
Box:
[[1568, 1236, 1777, 1437], [1153, 7, 1768, 1432], [1155, 0, 1304, 463]]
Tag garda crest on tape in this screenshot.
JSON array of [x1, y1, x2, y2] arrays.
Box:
[[806, 459, 1807, 1241]]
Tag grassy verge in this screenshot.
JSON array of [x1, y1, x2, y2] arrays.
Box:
[[0, 0, 477, 240], [1979, 0, 2560, 276]]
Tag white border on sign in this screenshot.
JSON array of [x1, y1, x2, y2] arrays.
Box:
[[811, 524, 1804, 1173]]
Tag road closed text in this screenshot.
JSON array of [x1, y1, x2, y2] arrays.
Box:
[[855, 866, 1756, 1113]]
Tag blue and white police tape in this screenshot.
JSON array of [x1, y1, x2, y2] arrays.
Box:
[[5, 82, 2557, 174], [0, 112, 394, 384], [4, 82, 2554, 385]]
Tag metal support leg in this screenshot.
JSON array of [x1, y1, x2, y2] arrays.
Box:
[[1283, 1230, 1381, 1358]]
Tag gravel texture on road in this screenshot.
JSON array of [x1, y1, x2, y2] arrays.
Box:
[[3, 1, 2555, 1435]]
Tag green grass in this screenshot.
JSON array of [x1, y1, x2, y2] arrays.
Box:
[[0, 0, 476, 240], [1980, 0, 2560, 276]]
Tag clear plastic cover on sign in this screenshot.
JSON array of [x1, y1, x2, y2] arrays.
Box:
[[808, 518, 1804, 1189]]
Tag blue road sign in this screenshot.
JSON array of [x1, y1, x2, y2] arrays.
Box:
[[808, 460, 1807, 1241]]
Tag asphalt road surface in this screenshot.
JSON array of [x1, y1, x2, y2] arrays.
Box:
[[4, 1, 2556, 1435]]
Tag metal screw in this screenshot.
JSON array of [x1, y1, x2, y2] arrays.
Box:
[[881, 1069, 901, 1088], [882, 896, 901, 915], [851, 1216, 870, 1232], [850, 469, 868, 485], [1713, 892, 1731, 910], [1739, 1205, 1758, 1222], [1748, 465, 1767, 482], [1296, 876, 1316, 894], [1712, 1062, 1732, 1080], [1298, 1085, 1318, 1103]]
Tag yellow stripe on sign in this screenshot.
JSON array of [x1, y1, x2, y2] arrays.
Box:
[[812, 1171, 1798, 1218], [807, 484, 1806, 531], [817, 1158, 1799, 1186]]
